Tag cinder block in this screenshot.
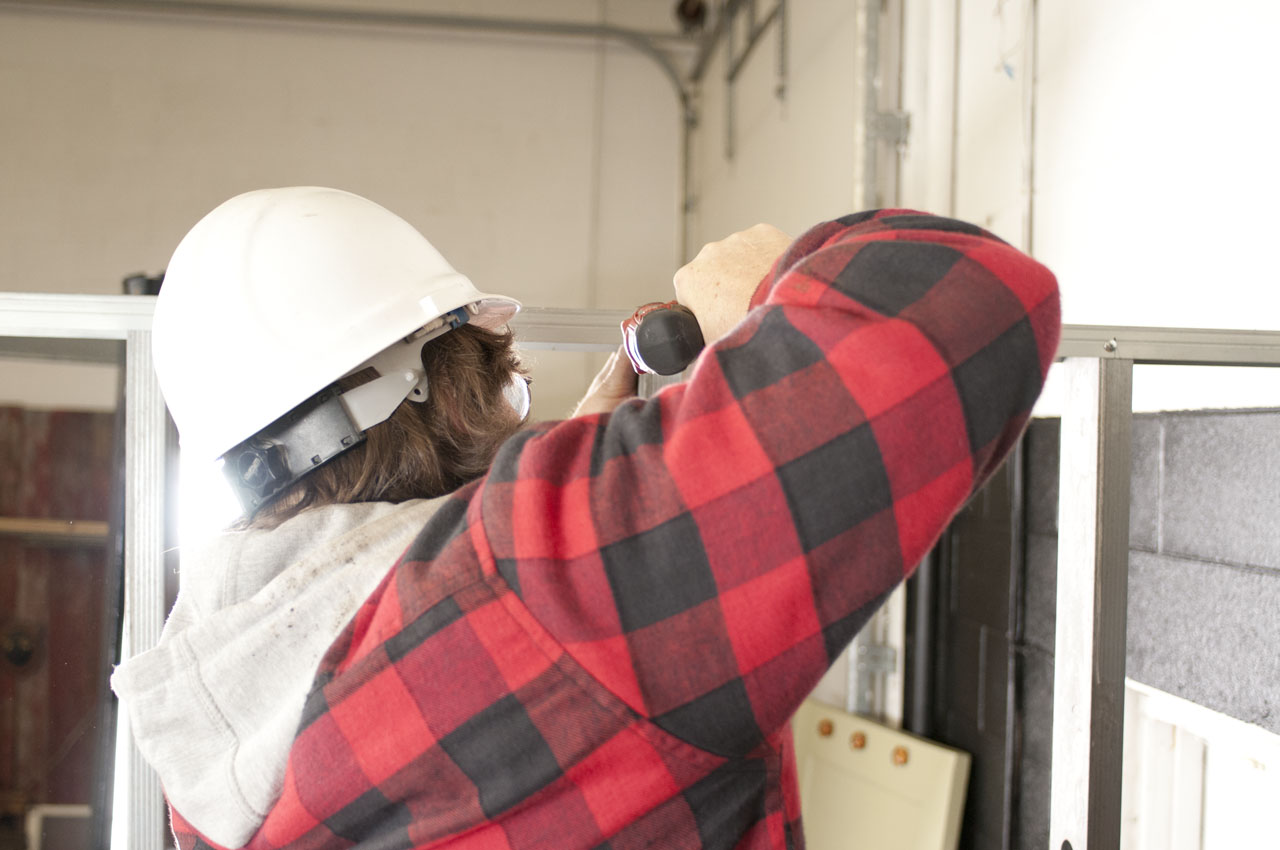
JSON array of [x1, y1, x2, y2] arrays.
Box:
[[1129, 415, 1162, 551], [1127, 551, 1280, 734], [1160, 411, 1280, 569]]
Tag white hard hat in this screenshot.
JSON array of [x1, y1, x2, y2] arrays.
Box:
[[152, 187, 520, 500]]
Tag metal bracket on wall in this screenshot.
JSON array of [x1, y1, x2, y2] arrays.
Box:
[[853, 643, 899, 715]]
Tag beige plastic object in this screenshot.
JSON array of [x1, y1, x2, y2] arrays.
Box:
[[792, 699, 970, 850]]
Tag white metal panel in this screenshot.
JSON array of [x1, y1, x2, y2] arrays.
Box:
[[1121, 686, 1206, 850], [1202, 744, 1280, 849], [793, 699, 970, 850], [1123, 680, 1280, 850]]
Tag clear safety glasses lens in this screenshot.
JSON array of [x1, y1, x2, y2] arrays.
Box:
[[504, 374, 532, 422]]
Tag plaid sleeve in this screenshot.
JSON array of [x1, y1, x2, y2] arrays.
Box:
[[479, 210, 1059, 759]]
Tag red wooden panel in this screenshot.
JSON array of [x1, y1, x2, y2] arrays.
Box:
[[1, 406, 114, 814]]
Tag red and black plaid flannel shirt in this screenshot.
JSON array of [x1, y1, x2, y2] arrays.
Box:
[[171, 210, 1060, 850]]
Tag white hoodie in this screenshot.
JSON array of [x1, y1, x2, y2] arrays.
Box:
[[111, 498, 444, 849]]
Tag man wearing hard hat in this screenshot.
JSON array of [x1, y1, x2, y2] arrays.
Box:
[[113, 187, 1060, 850]]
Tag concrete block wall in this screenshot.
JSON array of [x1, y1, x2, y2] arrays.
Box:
[[1020, 409, 1280, 846]]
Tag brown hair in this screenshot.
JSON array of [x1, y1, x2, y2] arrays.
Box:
[[246, 324, 525, 529]]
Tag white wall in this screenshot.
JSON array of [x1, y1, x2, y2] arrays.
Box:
[[0, 1, 683, 417], [688, 0, 864, 249], [1036, 0, 1280, 411]]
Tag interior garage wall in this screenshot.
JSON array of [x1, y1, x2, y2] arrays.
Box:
[[0, 0, 683, 419], [686, 0, 864, 250]]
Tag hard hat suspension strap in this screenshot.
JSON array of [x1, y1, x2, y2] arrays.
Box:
[[220, 385, 365, 515]]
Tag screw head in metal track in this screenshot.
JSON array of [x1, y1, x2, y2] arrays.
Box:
[[850, 731, 867, 750], [817, 719, 834, 737], [1103, 338, 1118, 353]]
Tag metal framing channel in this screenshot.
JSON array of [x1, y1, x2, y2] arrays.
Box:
[[1049, 356, 1133, 850], [121, 330, 167, 850], [1057, 323, 1280, 366], [513, 307, 632, 351]]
